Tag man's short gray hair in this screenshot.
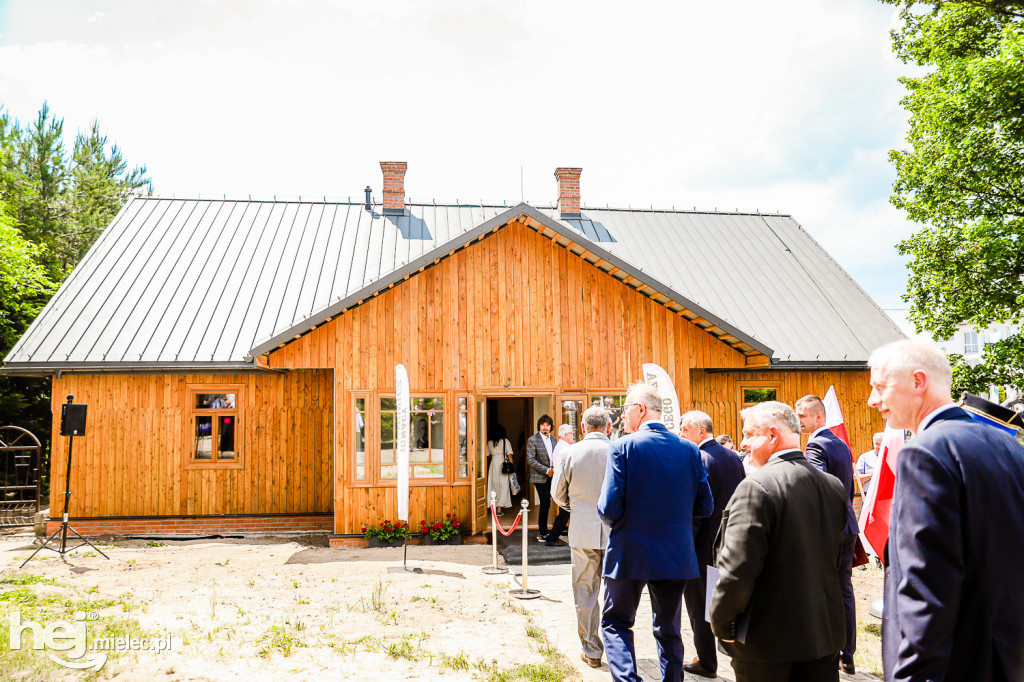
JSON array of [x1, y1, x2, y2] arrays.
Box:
[[581, 406, 611, 431], [680, 410, 714, 435], [626, 382, 663, 413], [868, 339, 952, 387], [740, 401, 800, 435], [558, 424, 574, 437]]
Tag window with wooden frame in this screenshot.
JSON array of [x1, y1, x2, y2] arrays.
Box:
[[353, 394, 368, 483], [379, 395, 445, 481], [456, 396, 469, 480], [738, 381, 782, 409], [187, 385, 242, 468]]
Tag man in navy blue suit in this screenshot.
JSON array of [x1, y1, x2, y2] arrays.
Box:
[[795, 393, 859, 675], [868, 340, 1024, 682], [678, 409, 745, 678], [598, 383, 714, 682]]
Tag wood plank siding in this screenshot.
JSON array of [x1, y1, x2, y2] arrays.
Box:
[[267, 221, 752, 534], [44, 220, 881, 536], [49, 371, 332, 518], [689, 368, 885, 457]]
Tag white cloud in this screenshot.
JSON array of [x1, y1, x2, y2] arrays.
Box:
[[0, 0, 919, 306]]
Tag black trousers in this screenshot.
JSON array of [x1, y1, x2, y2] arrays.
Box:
[[839, 533, 857, 665], [732, 652, 839, 682], [534, 479, 552, 536], [545, 505, 569, 542], [683, 562, 717, 672]]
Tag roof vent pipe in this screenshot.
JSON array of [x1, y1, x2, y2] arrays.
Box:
[[364, 186, 372, 211]]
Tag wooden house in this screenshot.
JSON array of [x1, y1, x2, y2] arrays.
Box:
[[3, 162, 904, 541]]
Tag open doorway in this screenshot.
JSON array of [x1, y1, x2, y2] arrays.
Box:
[[485, 396, 551, 531]]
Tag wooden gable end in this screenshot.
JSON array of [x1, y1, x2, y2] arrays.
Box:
[[267, 218, 752, 391]]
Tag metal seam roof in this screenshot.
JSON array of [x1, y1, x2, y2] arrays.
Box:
[[3, 196, 904, 372]]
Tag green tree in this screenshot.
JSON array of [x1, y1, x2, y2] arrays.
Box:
[[0, 202, 55, 453], [884, 0, 1024, 397], [0, 204, 52, 353], [0, 103, 150, 488], [0, 103, 150, 279]]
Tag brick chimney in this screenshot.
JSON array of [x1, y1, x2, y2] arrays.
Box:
[[380, 161, 407, 214], [554, 167, 582, 217]]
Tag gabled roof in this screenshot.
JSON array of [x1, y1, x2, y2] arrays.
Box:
[[3, 196, 903, 373]]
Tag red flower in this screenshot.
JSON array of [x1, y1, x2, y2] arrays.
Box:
[[452, 519, 460, 527], [433, 522, 442, 529], [445, 513, 451, 518], [361, 526, 367, 533]]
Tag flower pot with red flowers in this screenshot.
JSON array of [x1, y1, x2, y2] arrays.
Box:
[[363, 519, 410, 547], [418, 513, 463, 545]]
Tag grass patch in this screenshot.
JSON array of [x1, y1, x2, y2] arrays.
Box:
[[855, 620, 884, 678], [0, 578, 158, 681], [370, 578, 390, 613], [0, 574, 61, 587], [440, 651, 470, 671], [474, 622, 578, 682], [258, 620, 308, 658], [385, 633, 426, 661], [859, 621, 882, 637], [502, 599, 530, 615]]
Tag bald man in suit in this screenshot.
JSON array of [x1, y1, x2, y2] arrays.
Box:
[[711, 401, 847, 682], [678, 410, 745, 678]]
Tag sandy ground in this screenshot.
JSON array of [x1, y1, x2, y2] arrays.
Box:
[[0, 533, 884, 681]]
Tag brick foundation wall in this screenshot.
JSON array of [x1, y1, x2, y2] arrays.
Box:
[[45, 513, 333, 536]]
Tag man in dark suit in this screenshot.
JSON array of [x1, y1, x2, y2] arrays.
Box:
[[868, 340, 1024, 682], [526, 414, 557, 541], [795, 394, 859, 675], [711, 401, 848, 682], [598, 383, 713, 682], [678, 409, 746, 678]]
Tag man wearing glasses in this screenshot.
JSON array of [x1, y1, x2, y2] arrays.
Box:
[[598, 383, 713, 682]]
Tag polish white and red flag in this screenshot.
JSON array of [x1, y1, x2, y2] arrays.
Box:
[[860, 425, 904, 563], [822, 386, 851, 448]]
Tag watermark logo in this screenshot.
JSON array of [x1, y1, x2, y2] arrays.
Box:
[[8, 611, 172, 671]]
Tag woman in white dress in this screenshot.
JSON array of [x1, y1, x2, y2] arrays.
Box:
[[486, 424, 514, 514]]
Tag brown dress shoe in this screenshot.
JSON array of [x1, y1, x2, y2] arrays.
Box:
[[580, 652, 602, 668], [840, 660, 856, 674], [683, 657, 717, 678]]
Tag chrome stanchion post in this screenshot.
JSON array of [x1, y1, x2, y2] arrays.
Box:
[[483, 491, 508, 575], [510, 498, 539, 599]]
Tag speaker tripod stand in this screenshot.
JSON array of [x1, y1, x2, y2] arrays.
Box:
[[21, 396, 109, 568]]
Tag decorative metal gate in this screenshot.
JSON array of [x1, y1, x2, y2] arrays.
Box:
[[0, 426, 42, 525]]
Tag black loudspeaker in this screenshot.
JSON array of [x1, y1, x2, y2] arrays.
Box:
[[60, 403, 88, 436]]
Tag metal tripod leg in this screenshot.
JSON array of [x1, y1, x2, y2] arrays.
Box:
[[20, 521, 111, 568], [20, 523, 66, 568]]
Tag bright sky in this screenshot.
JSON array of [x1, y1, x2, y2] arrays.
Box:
[[0, 0, 919, 332]]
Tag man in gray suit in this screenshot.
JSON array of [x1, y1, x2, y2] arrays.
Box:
[[526, 414, 557, 540], [711, 401, 847, 682], [552, 406, 613, 669]]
